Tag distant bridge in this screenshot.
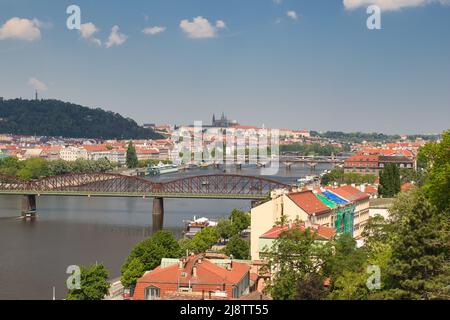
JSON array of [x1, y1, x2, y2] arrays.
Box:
[[280, 154, 346, 170], [0, 173, 289, 230]]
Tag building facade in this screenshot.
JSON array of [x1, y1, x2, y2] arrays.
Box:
[[133, 255, 251, 300], [60, 146, 88, 161], [250, 186, 370, 260]]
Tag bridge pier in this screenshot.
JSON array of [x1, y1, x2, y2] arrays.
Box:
[[21, 195, 37, 217], [152, 197, 164, 232]]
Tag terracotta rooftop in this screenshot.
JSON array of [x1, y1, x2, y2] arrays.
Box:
[[260, 222, 336, 240], [364, 185, 378, 194], [136, 255, 250, 288], [345, 154, 379, 163], [288, 190, 331, 215], [325, 185, 369, 202]]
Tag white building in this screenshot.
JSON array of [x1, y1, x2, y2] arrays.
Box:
[[60, 146, 88, 161]]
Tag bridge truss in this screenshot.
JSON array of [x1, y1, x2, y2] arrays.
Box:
[[0, 173, 289, 200]]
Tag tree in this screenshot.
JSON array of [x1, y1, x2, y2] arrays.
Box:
[[361, 215, 392, 254], [121, 231, 180, 288], [188, 227, 219, 254], [47, 159, 72, 176], [217, 219, 233, 240], [262, 228, 324, 300], [327, 270, 369, 300], [296, 273, 329, 300], [321, 168, 376, 186], [384, 190, 450, 299], [96, 157, 113, 172], [378, 163, 401, 197], [0, 157, 22, 176], [322, 234, 367, 290], [399, 168, 424, 185], [126, 141, 138, 169], [66, 264, 111, 300], [120, 258, 146, 289], [230, 209, 250, 236], [16, 157, 49, 180], [224, 235, 250, 260], [0, 98, 162, 139], [418, 130, 450, 213]]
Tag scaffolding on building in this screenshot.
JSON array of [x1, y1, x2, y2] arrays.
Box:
[[334, 204, 356, 236]]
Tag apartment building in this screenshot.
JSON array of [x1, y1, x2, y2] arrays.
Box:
[[133, 254, 250, 300], [59, 146, 88, 161], [258, 222, 336, 260], [250, 186, 370, 260]]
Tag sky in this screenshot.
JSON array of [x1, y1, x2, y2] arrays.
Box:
[[0, 0, 449, 134]]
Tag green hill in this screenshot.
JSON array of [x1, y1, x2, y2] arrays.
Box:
[[0, 99, 163, 140]]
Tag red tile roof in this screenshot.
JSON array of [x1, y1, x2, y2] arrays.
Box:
[[136, 255, 249, 287], [260, 223, 335, 240], [364, 185, 378, 194], [82, 145, 108, 152], [357, 148, 414, 158], [287, 190, 332, 215], [136, 148, 160, 154], [401, 182, 415, 192], [325, 185, 369, 202], [345, 155, 379, 163]]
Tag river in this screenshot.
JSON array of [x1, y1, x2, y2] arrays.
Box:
[[0, 164, 331, 300]]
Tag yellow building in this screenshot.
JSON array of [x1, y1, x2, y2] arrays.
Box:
[[250, 186, 370, 261]]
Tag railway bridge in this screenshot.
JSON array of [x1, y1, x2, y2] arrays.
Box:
[[0, 173, 289, 231]]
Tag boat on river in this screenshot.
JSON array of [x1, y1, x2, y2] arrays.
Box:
[[183, 216, 218, 238], [146, 162, 179, 176]]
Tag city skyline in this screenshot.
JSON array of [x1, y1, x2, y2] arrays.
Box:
[[1, 0, 450, 134]]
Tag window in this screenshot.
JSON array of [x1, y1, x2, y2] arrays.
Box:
[[179, 286, 192, 293], [144, 286, 160, 300]]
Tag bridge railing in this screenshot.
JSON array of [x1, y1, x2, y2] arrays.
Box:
[[0, 173, 289, 198]]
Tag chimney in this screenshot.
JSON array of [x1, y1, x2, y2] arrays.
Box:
[[193, 266, 198, 277]]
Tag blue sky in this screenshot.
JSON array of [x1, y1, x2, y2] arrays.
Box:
[[0, 0, 449, 134]]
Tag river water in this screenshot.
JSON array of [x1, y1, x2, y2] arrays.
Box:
[[0, 164, 330, 300]]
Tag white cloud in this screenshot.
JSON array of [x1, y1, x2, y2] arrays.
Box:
[[273, 0, 283, 4], [28, 77, 48, 92], [343, 0, 450, 11], [79, 22, 101, 46], [0, 17, 42, 41], [179, 16, 226, 39], [286, 11, 299, 20], [106, 25, 127, 48], [143, 26, 166, 35], [216, 20, 226, 29]]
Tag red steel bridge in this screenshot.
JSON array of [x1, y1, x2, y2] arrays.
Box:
[[0, 173, 289, 230]]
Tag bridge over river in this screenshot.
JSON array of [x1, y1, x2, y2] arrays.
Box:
[[0, 173, 289, 231]]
